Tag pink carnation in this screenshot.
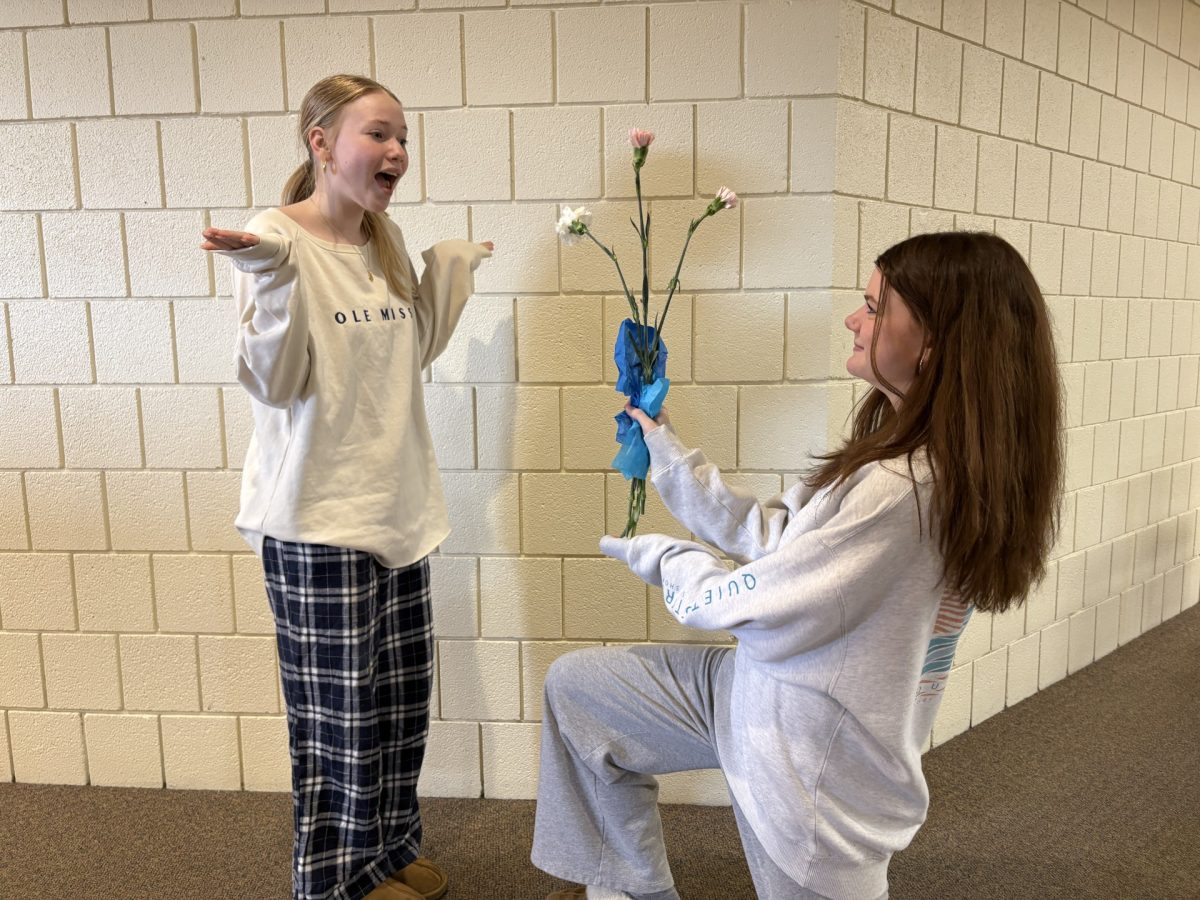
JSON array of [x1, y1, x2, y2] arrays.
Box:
[[628, 129, 655, 149], [716, 187, 738, 209]]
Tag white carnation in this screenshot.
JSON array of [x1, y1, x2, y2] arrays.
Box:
[[555, 205, 592, 245]]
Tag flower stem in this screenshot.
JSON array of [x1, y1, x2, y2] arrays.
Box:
[[582, 226, 639, 323], [621, 477, 646, 537], [654, 216, 704, 359], [634, 167, 652, 375], [635, 168, 649, 326]]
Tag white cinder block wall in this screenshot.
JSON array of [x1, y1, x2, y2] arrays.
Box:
[[0, 0, 1197, 802]]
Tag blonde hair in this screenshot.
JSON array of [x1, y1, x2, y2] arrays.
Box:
[[284, 74, 413, 302]]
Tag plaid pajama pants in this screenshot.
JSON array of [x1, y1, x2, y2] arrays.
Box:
[[263, 537, 434, 900]]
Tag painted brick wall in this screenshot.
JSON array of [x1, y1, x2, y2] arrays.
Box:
[[0, 0, 1196, 802]]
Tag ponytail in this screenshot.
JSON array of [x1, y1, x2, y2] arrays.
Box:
[[282, 161, 315, 206]]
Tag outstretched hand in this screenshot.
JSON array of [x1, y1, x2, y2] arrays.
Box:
[[200, 227, 260, 252], [625, 403, 670, 434]]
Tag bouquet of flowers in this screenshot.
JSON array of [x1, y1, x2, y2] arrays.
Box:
[[556, 129, 738, 536]]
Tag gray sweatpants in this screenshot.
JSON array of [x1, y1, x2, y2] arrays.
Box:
[[530, 644, 867, 900]]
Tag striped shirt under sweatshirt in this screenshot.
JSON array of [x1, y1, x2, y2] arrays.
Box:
[[221, 207, 490, 569], [602, 425, 971, 900]]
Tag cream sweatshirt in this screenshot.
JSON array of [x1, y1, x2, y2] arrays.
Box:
[[601, 425, 972, 900], [221, 207, 490, 568]]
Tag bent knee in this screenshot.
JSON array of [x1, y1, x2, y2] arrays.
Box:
[[543, 647, 612, 711], [544, 648, 594, 697]]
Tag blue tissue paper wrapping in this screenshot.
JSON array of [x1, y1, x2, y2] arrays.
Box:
[[612, 318, 669, 480]]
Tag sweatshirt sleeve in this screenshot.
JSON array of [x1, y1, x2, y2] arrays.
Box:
[[218, 216, 309, 409], [600, 469, 918, 662], [645, 425, 817, 564], [412, 238, 492, 371]]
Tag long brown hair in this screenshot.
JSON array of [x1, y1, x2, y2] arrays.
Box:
[[283, 74, 412, 302], [808, 232, 1063, 614]]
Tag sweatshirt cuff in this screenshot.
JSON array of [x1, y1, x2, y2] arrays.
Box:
[[605, 534, 667, 587], [645, 424, 687, 477], [599, 535, 630, 564], [218, 233, 288, 273], [422, 238, 492, 273]]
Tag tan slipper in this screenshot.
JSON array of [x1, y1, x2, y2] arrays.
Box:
[[546, 888, 587, 899], [388, 857, 449, 900], [365, 878, 423, 900]]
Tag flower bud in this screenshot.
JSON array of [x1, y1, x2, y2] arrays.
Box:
[[705, 186, 739, 216], [629, 129, 655, 170], [628, 129, 655, 149]]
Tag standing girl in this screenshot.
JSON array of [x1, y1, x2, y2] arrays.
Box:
[[531, 232, 1062, 900], [201, 74, 492, 900]]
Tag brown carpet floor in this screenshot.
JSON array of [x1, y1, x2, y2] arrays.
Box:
[[2, 604, 1197, 899]]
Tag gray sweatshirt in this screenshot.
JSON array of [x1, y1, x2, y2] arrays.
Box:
[[601, 425, 971, 900], [222, 208, 489, 567]]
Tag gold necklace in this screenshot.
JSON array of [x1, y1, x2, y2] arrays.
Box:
[[310, 197, 374, 282]]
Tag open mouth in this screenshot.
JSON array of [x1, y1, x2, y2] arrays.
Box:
[[376, 172, 399, 190]]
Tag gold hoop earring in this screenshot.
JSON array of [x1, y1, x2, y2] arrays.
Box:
[[322, 160, 327, 173]]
